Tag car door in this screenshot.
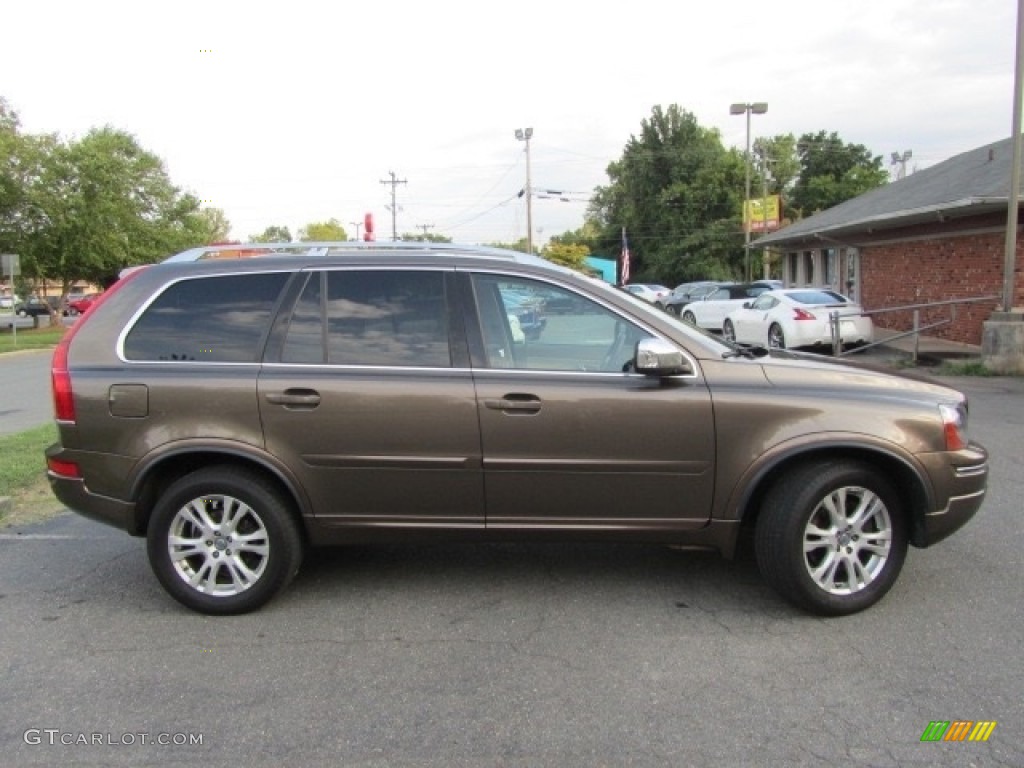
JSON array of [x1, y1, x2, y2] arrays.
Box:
[[691, 287, 730, 328], [464, 272, 715, 531], [733, 294, 778, 344], [258, 268, 484, 529]]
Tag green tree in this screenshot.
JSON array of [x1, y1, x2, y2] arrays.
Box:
[[195, 207, 231, 242], [751, 134, 801, 226], [17, 126, 210, 319], [541, 241, 589, 270], [250, 225, 292, 242], [587, 105, 746, 286], [299, 218, 348, 241], [789, 131, 888, 217], [0, 98, 23, 251], [0, 99, 53, 257], [485, 238, 531, 254]]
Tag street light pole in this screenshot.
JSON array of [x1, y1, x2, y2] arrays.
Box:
[[730, 102, 768, 281], [515, 127, 534, 254]]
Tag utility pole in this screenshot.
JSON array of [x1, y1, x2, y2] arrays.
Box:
[[379, 171, 407, 241], [349, 221, 362, 241], [761, 157, 772, 279], [415, 224, 435, 240], [514, 128, 534, 254]]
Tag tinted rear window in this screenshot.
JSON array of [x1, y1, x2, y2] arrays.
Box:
[[124, 273, 289, 362]]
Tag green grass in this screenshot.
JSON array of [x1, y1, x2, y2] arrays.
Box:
[[0, 423, 57, 498], [0, 423, 64, 527], [0, 322, 66, 354], [937, 359, 997, 377]]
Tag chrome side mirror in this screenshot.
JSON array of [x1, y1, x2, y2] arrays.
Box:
[[634, 338, 692, 376]]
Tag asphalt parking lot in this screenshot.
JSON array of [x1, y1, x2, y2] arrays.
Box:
[[0, 371, 1021, 767]]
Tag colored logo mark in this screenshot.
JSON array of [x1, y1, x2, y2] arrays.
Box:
[[920, 720, 996, 742]]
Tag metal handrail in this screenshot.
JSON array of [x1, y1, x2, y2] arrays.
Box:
[[829, 294, 1000, 359], [856, 295, 1001, 317]]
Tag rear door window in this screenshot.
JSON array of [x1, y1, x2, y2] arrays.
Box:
[[281, 270, 452, 367]]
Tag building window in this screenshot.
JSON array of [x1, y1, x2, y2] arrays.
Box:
[[803, 251, 815, 285], [823, 248, 836, 288], [787, 252, 798, 285]]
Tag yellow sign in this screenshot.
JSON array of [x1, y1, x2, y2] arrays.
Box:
[[744, 195, 781, 233]]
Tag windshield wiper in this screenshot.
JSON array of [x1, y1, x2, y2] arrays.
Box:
[[722, 344, 768, 360]]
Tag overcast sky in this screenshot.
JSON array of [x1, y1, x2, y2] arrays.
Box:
[[1, 0, 1018, 248]]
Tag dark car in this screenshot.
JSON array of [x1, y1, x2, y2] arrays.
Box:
[[15, 296, 60, 317], [46, 242, 988, 617]]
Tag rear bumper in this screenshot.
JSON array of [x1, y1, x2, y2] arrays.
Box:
[[47, 473, 139, 535]]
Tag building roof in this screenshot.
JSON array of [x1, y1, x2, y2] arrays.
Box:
[[754, 136, 1016, 247]]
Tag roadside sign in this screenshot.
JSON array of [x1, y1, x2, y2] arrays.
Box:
[[1, 254, 19, 276]]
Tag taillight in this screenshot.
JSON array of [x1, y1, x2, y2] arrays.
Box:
[[52, 339, 75, 422], [50, 267, 145, 424], [939, 403, 968, 451], [793, 308, 817, 321], [47, 456, 81, 479]]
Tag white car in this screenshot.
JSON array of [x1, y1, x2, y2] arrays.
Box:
[[624, 283, 670, 306], [723, 288, 874, 350], [678, 283, 772, 332]]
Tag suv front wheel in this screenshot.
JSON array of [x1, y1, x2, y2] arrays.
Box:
[[755, 459, 908, 616], [146, 466, 304, 615]]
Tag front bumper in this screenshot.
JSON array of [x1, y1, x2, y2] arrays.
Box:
[[915, 443, 989, 547]]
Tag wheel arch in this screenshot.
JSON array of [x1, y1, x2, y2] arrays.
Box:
[[733, 443, 936, 549], [128, 444, 312, 538]]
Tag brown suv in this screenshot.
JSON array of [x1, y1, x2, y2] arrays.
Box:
[[46, 243, 989, 616]]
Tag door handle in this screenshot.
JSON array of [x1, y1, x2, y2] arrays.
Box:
[[484, 394, 541, 414], [265, 389, 321, 409]]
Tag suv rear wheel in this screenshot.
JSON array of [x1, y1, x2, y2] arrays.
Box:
[[146, 466, 304, 615], [755, 459, 908, 616]]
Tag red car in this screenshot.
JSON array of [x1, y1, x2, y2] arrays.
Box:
[[66, 294, 99, 316]]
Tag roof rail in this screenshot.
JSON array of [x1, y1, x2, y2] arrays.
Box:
[[162, 241, 525, 264]]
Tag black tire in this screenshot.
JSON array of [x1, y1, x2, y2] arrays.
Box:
[[682, 311, 697, 325], [723, 319, 736, 342], [768, 323, 786, 349], [755, 459, 908, 616], [146, 466, 304, 615]]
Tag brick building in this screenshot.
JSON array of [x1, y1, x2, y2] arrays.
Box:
[[753, 137, 1024, 344]]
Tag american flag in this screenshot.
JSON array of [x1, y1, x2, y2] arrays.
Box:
[[620, 227, 631, 286]]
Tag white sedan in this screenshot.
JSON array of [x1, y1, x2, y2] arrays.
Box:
[[624, 283, 671, 306], [723, 288, 874, 350], [678, 283, 772, 332]]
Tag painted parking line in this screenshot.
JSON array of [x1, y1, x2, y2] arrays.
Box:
[[0, 533, 110, 540]]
